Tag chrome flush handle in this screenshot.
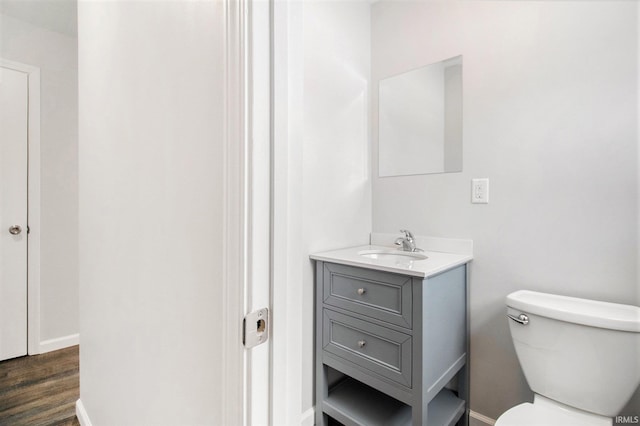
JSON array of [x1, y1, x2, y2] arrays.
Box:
[[507, 313, 529, 325]]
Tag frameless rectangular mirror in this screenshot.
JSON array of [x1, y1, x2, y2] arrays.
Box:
[[378, 55, 462, 177]]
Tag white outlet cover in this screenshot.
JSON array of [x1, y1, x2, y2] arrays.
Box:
[[471, 178, 489, 204]]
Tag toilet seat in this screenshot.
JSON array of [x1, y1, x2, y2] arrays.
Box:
[[495, 401, 612, 426]]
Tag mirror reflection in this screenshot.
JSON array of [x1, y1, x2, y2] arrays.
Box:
[[378, 55, 462, 177]]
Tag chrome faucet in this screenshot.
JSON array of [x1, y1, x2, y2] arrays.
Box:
[[395, 229, 423, 252]]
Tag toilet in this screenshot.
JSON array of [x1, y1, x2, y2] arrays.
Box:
[[496, 290, 640, 426]]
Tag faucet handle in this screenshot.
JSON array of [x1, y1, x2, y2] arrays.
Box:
[[400, 229, 414, 240]]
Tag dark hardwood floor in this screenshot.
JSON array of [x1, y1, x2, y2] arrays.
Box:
[[0, 345, 79, 426]]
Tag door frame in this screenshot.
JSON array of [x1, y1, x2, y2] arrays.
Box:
[[222, 1, 274, 424], [270, 1, 306, 424], [0, 58, 41, 356], [221, 0, 247, 422]]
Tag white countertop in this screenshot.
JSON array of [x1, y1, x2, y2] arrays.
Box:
[[309, 244, 473, 278]]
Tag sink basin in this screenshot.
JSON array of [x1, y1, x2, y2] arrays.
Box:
[[358, 249, 428, 261]]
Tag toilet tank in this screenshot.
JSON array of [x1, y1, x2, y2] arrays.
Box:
[[506, 290, 640, 417]]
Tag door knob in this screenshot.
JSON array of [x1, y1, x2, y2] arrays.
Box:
[[9, 225, 22, 235]]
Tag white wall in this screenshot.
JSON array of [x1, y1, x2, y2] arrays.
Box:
[[77, 2, 228, 424], [371, 0, 639, 420], [284, 0, 372, 420], [1, 13, 79, 347]]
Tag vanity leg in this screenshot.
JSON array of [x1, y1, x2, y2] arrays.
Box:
[[315, 262, 328, 426], [457, 265, 470, 426], [315, 363, 329, 426], [456, 368, 469, 426], [316, 411, 328, 426], [411, 397, 427, 426], [315, 409, 327, 426]]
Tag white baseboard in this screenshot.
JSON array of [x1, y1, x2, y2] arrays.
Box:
[[469, 410, 497, 426], [39, 333, 79, 354], [301, 406, 315, 426], [76, 399, 92, 426]]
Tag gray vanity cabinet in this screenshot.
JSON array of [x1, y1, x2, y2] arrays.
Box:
[[314, 261, 469, 426]]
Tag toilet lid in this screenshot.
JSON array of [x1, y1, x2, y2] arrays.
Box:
[[495, 403, 610, 426]]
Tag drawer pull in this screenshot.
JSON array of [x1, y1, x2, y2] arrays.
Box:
[[357, 288, 366, 296], [357, 340, 366, 348]]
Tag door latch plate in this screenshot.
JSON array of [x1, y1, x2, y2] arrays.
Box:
[[243, 308, 269, 348]]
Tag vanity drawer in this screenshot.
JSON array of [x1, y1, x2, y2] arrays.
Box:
[[322, 263, 412, 328], [323, 309, 412, 388]]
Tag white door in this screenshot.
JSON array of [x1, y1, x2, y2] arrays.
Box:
[[0, 65, 28, 361]]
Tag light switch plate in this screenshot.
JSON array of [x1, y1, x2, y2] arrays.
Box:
[[471, 178, 489, 204]]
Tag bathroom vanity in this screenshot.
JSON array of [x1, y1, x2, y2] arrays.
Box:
[[311, 244, 472, 426]]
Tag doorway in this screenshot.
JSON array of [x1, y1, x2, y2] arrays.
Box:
[[0, 58, 41, 360]]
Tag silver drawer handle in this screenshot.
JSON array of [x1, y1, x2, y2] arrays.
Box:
[[357, 288, 366, 296], [357, 340, 366, 348], [507, 313, 529, 325], [9, 225, 22, 235]]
